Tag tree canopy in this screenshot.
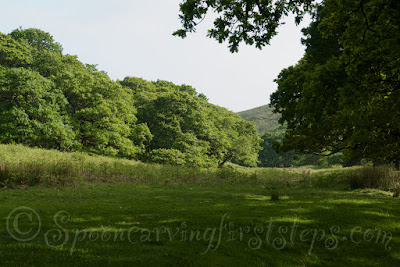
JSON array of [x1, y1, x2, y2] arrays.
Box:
[[0, 28, 261, 167], [271, 0, 400, 165], [176, 0, 400, 166], [174, 0, 316, 52]]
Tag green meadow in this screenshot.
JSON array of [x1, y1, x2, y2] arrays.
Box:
[[1, 0, 400, 265], [1, 144, 399, 266]]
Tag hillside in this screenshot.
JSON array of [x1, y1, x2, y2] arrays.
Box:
[[238, 105, 282, 134]]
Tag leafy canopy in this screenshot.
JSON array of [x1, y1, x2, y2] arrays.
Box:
[[0, 28, 261, 167], [271, 0, 400, 164], [176, 0, 400, 166], [174, 0, 316, 52]]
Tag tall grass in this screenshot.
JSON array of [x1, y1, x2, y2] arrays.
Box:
[[347, 166, 400, 191], [0, 144, 306, 188]]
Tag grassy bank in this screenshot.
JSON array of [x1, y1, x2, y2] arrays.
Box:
[[0, 144, 323, 188]]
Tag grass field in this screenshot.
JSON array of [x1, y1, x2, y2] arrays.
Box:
[[0, 145, 399, 266]]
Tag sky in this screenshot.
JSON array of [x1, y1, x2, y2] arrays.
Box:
[[0, 0, 311, 112]]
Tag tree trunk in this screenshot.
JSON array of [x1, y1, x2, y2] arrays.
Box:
[[218, 159, 228, 168]]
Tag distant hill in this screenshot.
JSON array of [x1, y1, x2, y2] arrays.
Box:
[[238, 105, 282, 134]]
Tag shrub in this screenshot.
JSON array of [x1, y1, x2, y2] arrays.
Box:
[[146, 149, 187, 165]]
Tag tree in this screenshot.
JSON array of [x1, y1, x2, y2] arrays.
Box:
[[258, 130, 294, 167], [258, 128, 343, 168], [0, 67, 78, 150], [0, 33, 33, 68], [205, 103, 261, 167], [119, 77, 157, 95], [174, 0, 316, 52], [175, 0, 400, 167], [1, 27, 261, 166], [135, 89, 223, 167], [270, 0, 400, 165], [1, 28, 148, 158], [9, 28, 64, 78], [123, 77, 261, 167], [54, 58, 142, 157], [10, 28, 63, 52]]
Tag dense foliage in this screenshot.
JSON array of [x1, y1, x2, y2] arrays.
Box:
[[176, 0, 400, 167], [174, 0, 316, 52], [256, 127, 343, 168], [0, 28, 261, 167], [270, 0, 400, 166]]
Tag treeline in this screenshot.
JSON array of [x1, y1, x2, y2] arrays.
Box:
[[239, 107, 345, 168], [0, 28, 261, 167], [258, 127, 344, 168]]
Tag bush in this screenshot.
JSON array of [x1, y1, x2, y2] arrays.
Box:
[[145, 149, 187, 165]]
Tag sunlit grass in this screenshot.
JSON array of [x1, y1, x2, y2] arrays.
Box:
[[0, 144, 308, 188]]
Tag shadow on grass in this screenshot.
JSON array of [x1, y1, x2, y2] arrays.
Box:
[[0, 183, 399, 266]]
